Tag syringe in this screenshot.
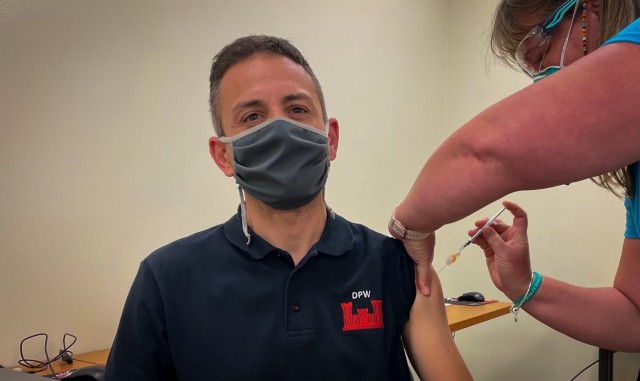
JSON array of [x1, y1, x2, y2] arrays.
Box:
[[437, 206, 507, 274]]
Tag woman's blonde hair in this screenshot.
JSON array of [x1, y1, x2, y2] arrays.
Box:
[[490, 0, 640, 197]]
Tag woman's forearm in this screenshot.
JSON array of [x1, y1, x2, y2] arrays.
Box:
[[520, 276, 640, 351], [395, 118, 516, 233]]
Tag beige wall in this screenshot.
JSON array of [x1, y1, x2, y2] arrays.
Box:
[[0, 0, 637, 379]]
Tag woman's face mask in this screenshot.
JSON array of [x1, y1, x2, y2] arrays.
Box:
[[218, 116, 330, 210]]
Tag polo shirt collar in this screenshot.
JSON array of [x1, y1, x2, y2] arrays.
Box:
[[223, 207, 353, 260]]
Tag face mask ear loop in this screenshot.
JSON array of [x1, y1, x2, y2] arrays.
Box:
[[321, 119, 335, 219], [322, 190, 335, 219], [559, 0, 580, 68], [222, 141, 249, 243], [237, 186, 251, 245]]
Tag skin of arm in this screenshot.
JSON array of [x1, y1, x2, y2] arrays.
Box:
[[475, 201, 640, 351], [394, 42, 640, 234], [402, 266, 473, 381], [394, 42, 640, 297]]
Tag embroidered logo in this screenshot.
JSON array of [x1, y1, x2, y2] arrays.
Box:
[[341, 299, 384, 331]]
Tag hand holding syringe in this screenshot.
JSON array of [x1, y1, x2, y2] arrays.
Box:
[[437, 207, 506, 274]]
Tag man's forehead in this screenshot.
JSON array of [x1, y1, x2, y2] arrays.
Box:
[[218, 54, 320, 106]]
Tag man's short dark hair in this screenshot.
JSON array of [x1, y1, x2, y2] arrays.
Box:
[[209, 35, 327, 136]]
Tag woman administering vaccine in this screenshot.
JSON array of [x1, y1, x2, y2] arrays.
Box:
[[389, 0, 640, 351]]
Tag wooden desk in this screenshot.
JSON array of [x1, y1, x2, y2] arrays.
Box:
[[8, 360, 77, 378], [9, 349, 109, 377], [73, 349, 109, 366], [445, 301, 511, 332]]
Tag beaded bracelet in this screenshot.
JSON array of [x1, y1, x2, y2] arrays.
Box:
[[510, 271, 543, 322]]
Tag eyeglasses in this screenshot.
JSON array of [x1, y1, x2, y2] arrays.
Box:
[[515, 0, 578, 79]]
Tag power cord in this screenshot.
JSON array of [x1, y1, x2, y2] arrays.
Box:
[[18, 333, 77, 378], [569, 359, 599, 381]]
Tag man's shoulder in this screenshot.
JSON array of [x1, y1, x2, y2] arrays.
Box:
[[144, 222, 227, 266], [334, 214, 406, 253]]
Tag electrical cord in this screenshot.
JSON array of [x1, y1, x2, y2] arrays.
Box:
[[18, 333, 77, 378], [569, 359, 599, 381]]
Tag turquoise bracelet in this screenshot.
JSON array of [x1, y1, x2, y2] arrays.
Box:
[[513, 272, 543, 306], [522, 272, 543, 305], [510, 272, 543, 322]]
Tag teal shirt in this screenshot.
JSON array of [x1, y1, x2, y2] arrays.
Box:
[[624, 164, 640, 239], [605, 18, 640, 238], [605, 18, 640, 45]]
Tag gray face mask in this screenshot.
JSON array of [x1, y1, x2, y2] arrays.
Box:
[[218, 116, 330, 210]]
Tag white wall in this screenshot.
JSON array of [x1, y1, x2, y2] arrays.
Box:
[[0, 0, 637, 379]]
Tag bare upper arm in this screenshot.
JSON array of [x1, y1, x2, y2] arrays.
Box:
[[402, 267, 472, 380], [459, 41, 640, 191]]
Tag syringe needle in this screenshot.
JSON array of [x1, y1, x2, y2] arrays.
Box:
[[438, 206, 507, 274], [437, 252, 460, 273]]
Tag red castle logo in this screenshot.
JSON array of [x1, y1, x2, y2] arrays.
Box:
[[341, 299, 384, 331]]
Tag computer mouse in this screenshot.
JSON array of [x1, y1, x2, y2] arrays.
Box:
[[62, 365, 105, 381], [458, 291, 485, 302]]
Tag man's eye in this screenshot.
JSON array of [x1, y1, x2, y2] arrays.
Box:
[[243, 113, 260, 123], [290, 106, 306, 114]]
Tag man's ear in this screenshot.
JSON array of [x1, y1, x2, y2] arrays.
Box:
[[209, 137, 234, 177], [327, 117, 339, 161]]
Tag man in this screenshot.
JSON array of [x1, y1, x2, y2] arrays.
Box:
[[104, 35, 470, 381]]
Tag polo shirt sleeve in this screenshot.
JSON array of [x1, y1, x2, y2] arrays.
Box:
[[104, 261, 179, 381], [385, 239, 417, 325]]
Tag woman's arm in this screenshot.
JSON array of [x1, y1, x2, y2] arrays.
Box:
[[394, 42, 640, 295], [402, 267, 473, 380], [395, 42, 640, 234], [519, 240, 640, 351], [475, 201, 640, 351]]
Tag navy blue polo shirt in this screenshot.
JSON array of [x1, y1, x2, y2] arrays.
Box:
[[105, 211, 416, 381]]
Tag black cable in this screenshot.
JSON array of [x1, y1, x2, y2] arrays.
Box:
[[18, 333, 50, 370], [59, 334, 76, 364], [570, 359, 599, 381], [17, 333, 77, 379]]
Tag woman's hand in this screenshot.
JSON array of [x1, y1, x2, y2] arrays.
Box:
[[400, 233, 436, 296], [470, 200, 532, 301]]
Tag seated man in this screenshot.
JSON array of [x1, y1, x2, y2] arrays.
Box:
[[104, 35, 471, 381]]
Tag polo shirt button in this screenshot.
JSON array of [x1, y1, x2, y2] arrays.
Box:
[[292, 303, 301, 312]]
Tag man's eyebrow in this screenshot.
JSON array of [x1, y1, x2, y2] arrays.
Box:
[[282, 92, 314, 103], [232, 99, 264, 114]]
